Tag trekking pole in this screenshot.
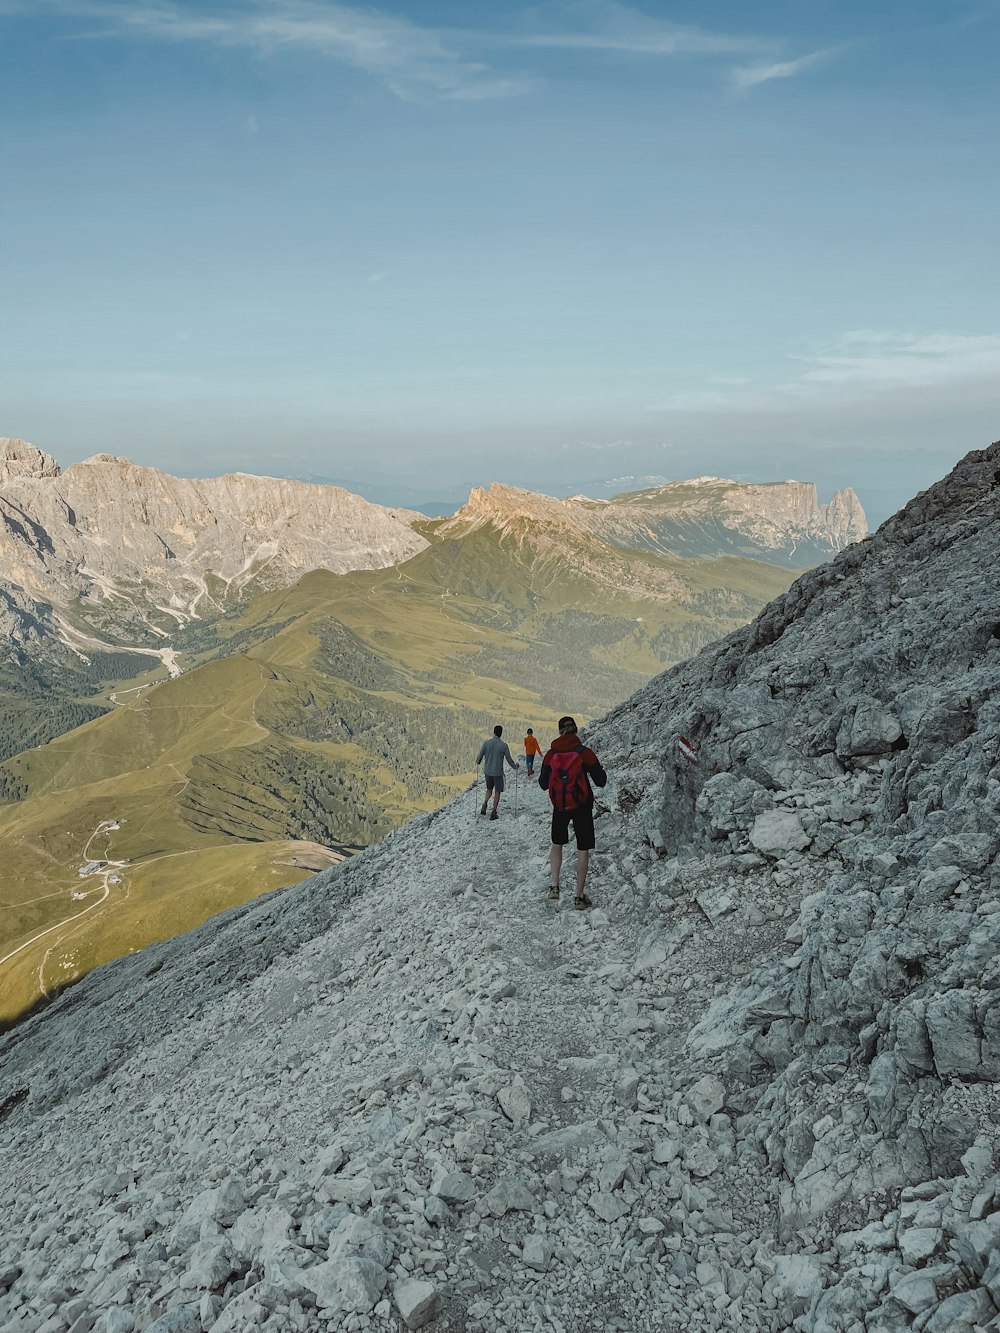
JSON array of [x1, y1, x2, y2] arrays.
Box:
[[515, 766, 520, 815]]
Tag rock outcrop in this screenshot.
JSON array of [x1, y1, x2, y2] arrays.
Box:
[[0, 438, 60, 483], [0, 442, 995, 1333]]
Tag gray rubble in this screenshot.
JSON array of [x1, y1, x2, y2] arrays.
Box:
[[1, 441, 999, 1331]]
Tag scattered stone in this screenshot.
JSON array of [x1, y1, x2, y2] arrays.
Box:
[[433, 1171, 476, 1205], [498, 1082, 532, 1125], [482, 1178, 535, 1217], [683, 1143, 720, 1178], [393, 1278, 439, 1329], [684, 1075, 726, 1123], [304, 1256, 387, 1314], [533, 1123, 606, 1156], [590, 1192, 629, 1223], [521, 1235, 553, 1272], [749, 811, 811, 856]]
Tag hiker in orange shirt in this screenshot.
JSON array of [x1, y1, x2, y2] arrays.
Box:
[[523, 728, 542, 776]]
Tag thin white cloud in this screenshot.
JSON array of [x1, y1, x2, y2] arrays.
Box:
[[647, 331, 1000, 416], [5, 0, 834, 100], [730, 45, 843, 91], [793, 330, 1000, 389], [11, 0, 532, 101], [507, 0, 767, 59]]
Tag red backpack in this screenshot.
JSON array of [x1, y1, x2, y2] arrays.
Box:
[[547, 745, 589, 811]]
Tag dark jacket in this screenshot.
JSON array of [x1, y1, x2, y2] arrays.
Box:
[[538, 733, 607, 803]]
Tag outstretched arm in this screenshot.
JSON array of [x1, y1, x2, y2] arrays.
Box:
[[504, 744, 518, 769]]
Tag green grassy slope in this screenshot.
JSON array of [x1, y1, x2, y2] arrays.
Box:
[[0, 523, 795, 1025]]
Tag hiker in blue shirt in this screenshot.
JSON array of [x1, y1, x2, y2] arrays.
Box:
[[476, 725, 519, 820]]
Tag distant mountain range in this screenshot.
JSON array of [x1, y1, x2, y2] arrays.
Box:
[[447, 477, 866, 567], [0, 438, 867, 1024]]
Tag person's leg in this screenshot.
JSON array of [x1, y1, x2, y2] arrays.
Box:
[[549, 808, 569, 895], [481, 776, 493, 815], [572, 806, 596, 903], [550, 841, 563, 887], [576, 849, 590, 897]]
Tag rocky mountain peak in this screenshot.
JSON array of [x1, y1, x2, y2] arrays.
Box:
[[0, 446, 429, 642], [77, 452, 134, 466], [448, 483, 583, 533], [0, 438, 60, 483]]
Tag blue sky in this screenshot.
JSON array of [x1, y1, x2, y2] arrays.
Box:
[[2, 1, 998, 521]]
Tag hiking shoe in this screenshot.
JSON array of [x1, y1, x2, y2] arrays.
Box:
[[489, 809, 499, 820], [547, 885, 560, 900], [480, 802, 488, 816], [573, 894, 593, 911]]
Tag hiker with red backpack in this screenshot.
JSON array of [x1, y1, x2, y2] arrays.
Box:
[[538, 715, 607, 910]]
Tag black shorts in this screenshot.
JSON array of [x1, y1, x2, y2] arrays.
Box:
[[485, 773, 505, 793], [551, 802, 595, 851]]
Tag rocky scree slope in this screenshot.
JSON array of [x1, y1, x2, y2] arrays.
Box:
[[0, 443, 997, 1333]]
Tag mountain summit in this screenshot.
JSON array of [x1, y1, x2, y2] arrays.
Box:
[[0, 445, 429, 642], [0, 443, 993, 1332], [446, 477, 866, 568], [0, 438, 60, 483]]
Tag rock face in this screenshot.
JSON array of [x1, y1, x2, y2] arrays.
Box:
[[0, 444, 428, 640], [446, 476, 867, 568], [0, 438, 60, 483], [0, 441, 996, 1333]]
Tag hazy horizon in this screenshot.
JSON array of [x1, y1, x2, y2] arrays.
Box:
[[3, 427, 971, 529]]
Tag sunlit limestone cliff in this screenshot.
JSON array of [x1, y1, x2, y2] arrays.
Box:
[[0, 439, 428, 641]]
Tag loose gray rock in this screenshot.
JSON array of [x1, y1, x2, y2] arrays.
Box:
[[521, 1234, 553, 1272], [482, 1178, 535, 1217], [433, 1171, 476, 1204], [684, 1074, 726, 1122], [749, 810, 811, 855], [393, 1278, 439, 1329]]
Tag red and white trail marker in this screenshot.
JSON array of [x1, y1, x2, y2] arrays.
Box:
[[678, 736, 699, 765]]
